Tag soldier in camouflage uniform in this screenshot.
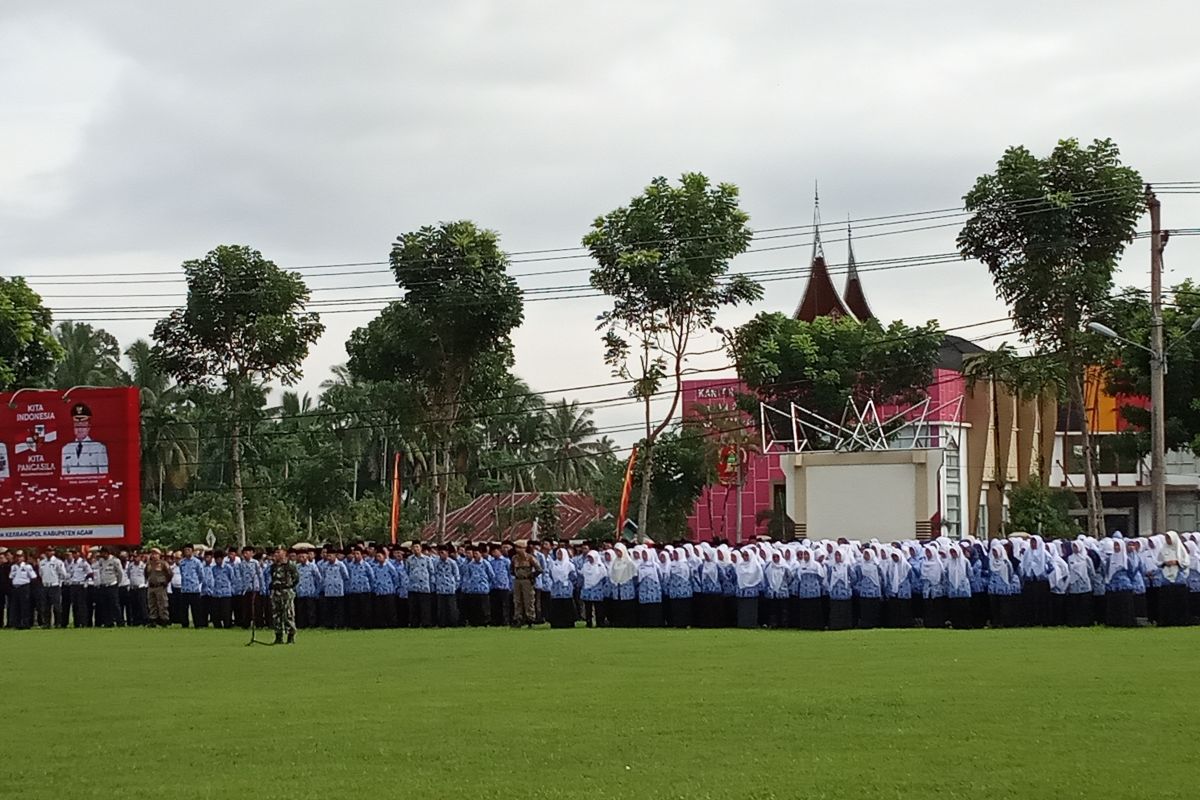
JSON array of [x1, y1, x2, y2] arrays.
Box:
[[269, 547, 300, 645]]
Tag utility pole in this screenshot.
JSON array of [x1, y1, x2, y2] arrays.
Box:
[[1147, 185, 1168, 533]]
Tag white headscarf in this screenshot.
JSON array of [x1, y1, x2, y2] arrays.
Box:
[[637, 549, 660, 584], [1160, 531, 1190, 582], [582, 551, 607, 589], [1047, 545, 1069, 593], [988, 541, 1012, 584], [1067, 540, 1091, 587], [608, 543, 636, 586], [701, 546, 720, 585], [1020, 535, 1048, 579], [921, 544, 944, 586], [764, 552, 787, 593], [549, 548, 574, 585], [886, 550, 911, 595], [827, 549, 852, 593], [669, 548, 691, 580], [734, 549, 763, 589], [859, 549, 881, 587], [945, 545, 970, 594], [1106, 538, 1128, 584]]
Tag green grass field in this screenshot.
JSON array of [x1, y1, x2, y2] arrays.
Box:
[[2, 627, 1195, 799]]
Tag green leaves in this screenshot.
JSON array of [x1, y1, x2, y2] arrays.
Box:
[[152, 245, 325, 388], [0, 276, 60, 391]]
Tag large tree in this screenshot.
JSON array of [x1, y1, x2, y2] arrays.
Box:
[[957, 138, 1143, 536], [585, 173, 760, 535], [152, 245, 324, 547], [731, 313, 943, 449], [126, 338, 198, 511], [1099, 281, 1200, 456], [0, 276, 60, 391], [346, 221, 523, 539]]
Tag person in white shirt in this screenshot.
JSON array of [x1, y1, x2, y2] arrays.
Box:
[[36, 549, 68, 628], [93, 548, 124, 628], [64, 551, 93, 628], [8, 551, 38, 630], [0, 441, 10, 480], [126, 553, 148, 627]]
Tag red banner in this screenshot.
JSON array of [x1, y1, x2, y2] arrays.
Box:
[[616, 446, 637, 539], [0, 387, 141, 548]]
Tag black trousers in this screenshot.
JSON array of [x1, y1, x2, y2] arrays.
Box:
[[179, 592, 202, 628], [536, 590, 550, 624], [436, 593, 459, 627], [463, 594, 490, 627], [347, 593, 371, 629], [410, 592, 434, 628], [95, 586, 120, 627], [60, 585, 76, 627], [210, 596, 233, 628], [490, 590, 512, 627], [236, 592, 253, 628], [118, 587, 131, 626], [130, 588, 148, 626], [296, 597, 319, 629], [320, 596, 345, 629], [37, 585, 63, 628], [582, 600, 602, 627], [372, 595, 398, 628], [197, 595, 212, 628], [11, 584, 33, 629]]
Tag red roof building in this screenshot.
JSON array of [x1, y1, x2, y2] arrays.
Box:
[[422, 492, 608, 544]]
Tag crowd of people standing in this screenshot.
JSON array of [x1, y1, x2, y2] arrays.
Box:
[[2, 531, 1197, 632]]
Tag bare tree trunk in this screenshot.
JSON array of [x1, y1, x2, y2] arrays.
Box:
[[992, 380, 1005, 535], [352, 459, 359, 502], [1072, 371, 1104, 536], [231, 422, 248, 549], [158, 463, 165, 514]]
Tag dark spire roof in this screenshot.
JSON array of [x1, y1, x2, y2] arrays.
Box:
[[842, 219, 875, 322], [794, 185, 855, 322]]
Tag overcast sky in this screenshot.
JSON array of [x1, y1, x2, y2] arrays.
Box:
[[4, 1, 1199, 442]]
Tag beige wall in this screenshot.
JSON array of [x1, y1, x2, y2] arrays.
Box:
[[785, 449, 944, 542]]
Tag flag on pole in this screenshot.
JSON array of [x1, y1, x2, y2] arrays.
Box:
[[616, 447, 638, 540], [389, 452, 402, 545]]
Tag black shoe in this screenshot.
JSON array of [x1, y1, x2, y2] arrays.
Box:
[[273, 633, 283, 645], [286, 632, 295, 645]]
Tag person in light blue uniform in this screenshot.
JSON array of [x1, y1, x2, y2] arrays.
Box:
[[606, 544, 638, 628], [826, 549, 854, 631], [547, 548, 577, 629], [406, 544, 435, 628], [460, 547, 495, 627], [488, 545, 512, 627], [390, 549, 409, 628], [920, 544, 947, 629], [319, 551, 350, 629], [176, 545, 204, 629], [718, 548, 738, 627], [665, 549, 695, 629], [733, 550, 763, 629], [696, 548, 723, 629], [579, 551, 608, 628], [636, 549, 664, 628], [762, 550, 791, 629], [368, 552, 400, 628], [853, 549, 883, 629], [987, 541, 1015, 628], [1104, 538, 1136, 627], [966, 542, 990, 628], [208, 552, 235, 629], [945, 545, 973, 630], [198, 552, 216, 628], [343, 549, 373, 630], [295, 551, 322, 629], [883, 548, 914, 628], [433, 545, 460, 628], [533, 544, 552, 625], [794, 549, 826, 630], [1065, 540, 1096, 627]]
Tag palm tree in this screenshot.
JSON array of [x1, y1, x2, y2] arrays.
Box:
[[125, 339, 198, 510], [542, 400, 611, 489], [49, 322, 126, 388]]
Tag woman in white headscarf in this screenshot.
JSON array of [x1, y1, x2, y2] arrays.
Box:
[[1045, 540, 1070, 627], [636, 548, 665, 628], [607, 543, 638, 628], [987, 541, 1015, 628], [762, 550, 791, 629], [882, 547, 914, 628], [733, 549, 763, 629], [945, 544, 973, 629], [1104, 537, 1136, 627], [547, 548, 577, 629], [696, 544, 723, 629], [665, 547, 695, 629], [793, 547, 826, 630], [854, 548, 884, 629], [825, 548, 854, 631], [1157, 531, 1192, 627], [1187, 533, 1200, 623], [579, 550, 608, 629], [1019, 535, 1052, 626], [920, 543, 946, 629], [1065, 539, 1097, 628]]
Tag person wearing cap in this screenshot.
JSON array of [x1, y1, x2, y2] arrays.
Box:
[[175, 545, 204, 628], [208, 550, 236, 629], [405, 543, 435, 628], [144, 549, 172, 627], [93, 547, 124, 627], [60, 403, 109, 477], [432, 545, 461, 627], [509, 541, 542, 628], [344, 548, 373, 630], [488, 544, 513, 627], [268, 546, 300, 645], [318, 549, 349, 629], [0, 549, 11, 627], [36, 547, 67, 628], [294, 549, 322, 629], [8, 551, 38, 629], [126, 551, 148, 626]]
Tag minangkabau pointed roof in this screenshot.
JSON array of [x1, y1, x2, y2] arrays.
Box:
[[842, 219, 875, 322], [793, 185, 856, 322]]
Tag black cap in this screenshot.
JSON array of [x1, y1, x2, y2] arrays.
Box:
[[71, 403, 93, 419]]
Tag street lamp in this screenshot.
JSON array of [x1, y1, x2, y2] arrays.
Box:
[[1087, 317, 1200, 532]]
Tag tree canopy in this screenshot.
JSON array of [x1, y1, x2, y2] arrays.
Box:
[[0, 276, 60, 391]]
